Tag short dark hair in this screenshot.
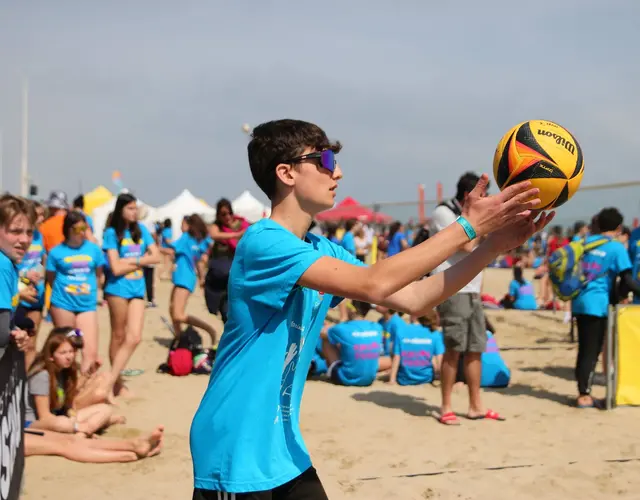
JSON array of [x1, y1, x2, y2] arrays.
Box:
[[73, 195, 85, 209], [596, 207, 624, 233], [455, 172, 484, 202], [351, 300, 372, 318], [63, 211, 87, 240], [247, 119, 342, 200]]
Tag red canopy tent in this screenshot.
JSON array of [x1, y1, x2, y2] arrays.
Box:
[[315, 196, 392, 223]]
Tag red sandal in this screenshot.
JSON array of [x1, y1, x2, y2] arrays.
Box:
[[438, 411, 461, 426], [467, 409, 505, 421]]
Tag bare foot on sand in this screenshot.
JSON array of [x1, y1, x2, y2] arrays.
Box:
[[133, 426, 165, 459]]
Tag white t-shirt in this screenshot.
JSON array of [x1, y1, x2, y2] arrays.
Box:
[[429, 201, 483, 294]]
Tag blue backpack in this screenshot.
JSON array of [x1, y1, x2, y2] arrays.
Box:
[[548, 236, 610, 301]]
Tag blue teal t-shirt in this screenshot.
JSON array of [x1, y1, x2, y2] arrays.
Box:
[[393, 324, 444, 385], [508, 279, 538, 310], [103, 225, 155, 299], [18, 230, 46, 309], [161, 227, 173, 248], [340, 231, 356, 256], [172, 233, 209, 293], [327, 320, 383, 387], [378, 313, 405, 355], [0, 251, 19, 314], [46, 241, 105, 312], [480, 333, 510, 388], [387, 232, 406, 257], [572, 237, 630, 318], [190, 219, 364, 493]]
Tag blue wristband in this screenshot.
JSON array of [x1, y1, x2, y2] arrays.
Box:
[[456, 216, 476, 241]]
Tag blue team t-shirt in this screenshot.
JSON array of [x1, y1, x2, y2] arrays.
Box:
[[103, 225, 155, 299], [18, 230, 46, 309], [387, 232, 406, 257], [46, 241, 105, 312], [190, 219, 364, 493], [378, 313, 405, 355], [327, 319, 383, 387], [393, 323, 444, 385], [480, 332, 510, 388], [628, 228, 640, 304], [508, 279, 538, 310], [0, 251, 19, 314], [572, 236, 631, 318], [340, 231, 356, 256], [172, 233, 209, 293], [161, 227, 173, 248]]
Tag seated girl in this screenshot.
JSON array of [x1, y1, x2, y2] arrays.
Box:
[[26, 328, 125, 435], [501, 266, 538, 310], [375, 305, 406, 356], [456, 332, 511, 388], [389, 312, 445, 386], [320, 301, 391, 387]]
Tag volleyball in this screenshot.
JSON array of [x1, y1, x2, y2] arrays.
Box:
[[493, 120, 584, 209]]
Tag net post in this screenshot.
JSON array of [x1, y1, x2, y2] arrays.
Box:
[[605, 305, 618, 411]]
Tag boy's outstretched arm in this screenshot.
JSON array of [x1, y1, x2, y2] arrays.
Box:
[[298, 176, 553, 313]]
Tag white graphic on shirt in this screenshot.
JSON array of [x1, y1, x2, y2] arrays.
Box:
[[276, 288, 327, 425]]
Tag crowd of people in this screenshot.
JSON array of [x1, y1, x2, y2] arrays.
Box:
[[2, 119, 639, 499]]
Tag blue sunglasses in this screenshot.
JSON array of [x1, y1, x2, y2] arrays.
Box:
[[286, 150, 336, 173]]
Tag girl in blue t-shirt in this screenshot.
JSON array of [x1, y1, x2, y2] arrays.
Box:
[[503, 266, 538, 310], [102, 193, 160, 397], [46, 211, 105, 375], [17, 201, 47, 366], [386, 221, 409, 257], [169, 214, 217, 344], [159, 218, 173, 280]]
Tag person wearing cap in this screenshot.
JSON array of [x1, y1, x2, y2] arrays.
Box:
[[40, 191, 70, 253]]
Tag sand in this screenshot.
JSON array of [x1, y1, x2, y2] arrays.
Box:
[[22, 269, 640, 500]]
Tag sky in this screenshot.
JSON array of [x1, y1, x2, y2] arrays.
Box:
[[0, 1, 639, 225]]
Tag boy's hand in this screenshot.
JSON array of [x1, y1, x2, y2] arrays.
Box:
[[463, 174, 541, 238], [484, 211, 555, 254], [19, 285, 38, 304]]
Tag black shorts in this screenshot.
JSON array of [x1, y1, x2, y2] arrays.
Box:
[[192, 467, 328, 500]]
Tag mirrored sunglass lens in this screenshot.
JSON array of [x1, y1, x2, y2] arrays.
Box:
[[321, 150, 335, 172]]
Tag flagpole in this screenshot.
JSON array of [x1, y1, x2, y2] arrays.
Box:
[[20, 79, 29, 197]]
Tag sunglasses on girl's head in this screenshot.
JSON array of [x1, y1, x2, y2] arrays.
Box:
[[286, 150, 336, 173]]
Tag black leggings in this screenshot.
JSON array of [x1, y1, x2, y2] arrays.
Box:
[[575, 314, 607, 396], [143, 266, 155, 303]]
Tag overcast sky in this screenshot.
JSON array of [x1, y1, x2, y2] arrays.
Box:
[[1, 1, 638, 223]]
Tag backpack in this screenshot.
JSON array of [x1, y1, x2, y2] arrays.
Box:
[[548, 236, 610, 301], [160, 326, 210, 376]]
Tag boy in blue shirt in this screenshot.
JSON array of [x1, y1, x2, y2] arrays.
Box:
[[573, 208, 640, 409], [190, 119, 551, 499], [320, 301, 389, 386]]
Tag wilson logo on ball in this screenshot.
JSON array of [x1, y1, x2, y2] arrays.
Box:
[[493, 120, 584, 210]]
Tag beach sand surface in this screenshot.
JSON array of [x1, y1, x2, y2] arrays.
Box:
[[23, 269, 640, 500]]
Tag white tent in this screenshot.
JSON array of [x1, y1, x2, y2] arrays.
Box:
[[91, 196, 157, 245], [154, 189, 216, 239], [232, 190, 270, 222]]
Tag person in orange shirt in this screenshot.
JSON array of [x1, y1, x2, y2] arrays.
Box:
[[40, 191, 69, 252]]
